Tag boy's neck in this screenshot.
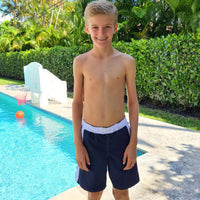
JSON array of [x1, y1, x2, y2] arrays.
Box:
[[91, 45, 115, 59]]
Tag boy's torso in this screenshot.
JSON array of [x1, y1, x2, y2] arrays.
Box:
[[81, 49, 128, 127]]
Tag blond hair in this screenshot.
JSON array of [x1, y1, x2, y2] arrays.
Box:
[[84, 0, 118, 26]]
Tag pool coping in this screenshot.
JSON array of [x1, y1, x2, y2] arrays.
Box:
[[1, 85, 200, 200]]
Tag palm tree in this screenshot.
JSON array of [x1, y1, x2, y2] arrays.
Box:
[[117, 1, 161, 40], [190, 0, 200, 32], [164, 0, 200, 33], [0, 0, 26, 19], [0, 20, 22, 52]]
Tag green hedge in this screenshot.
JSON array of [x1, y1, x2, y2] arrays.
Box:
[[114, 34, 200, 110], [0, 45, 91, 91], [0, 34, 199, 110]]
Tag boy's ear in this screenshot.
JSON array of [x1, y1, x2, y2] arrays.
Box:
[[85, 24, 90, 34], [113, 23, 118, 34]]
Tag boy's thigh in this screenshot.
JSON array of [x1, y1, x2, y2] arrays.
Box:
[[107, 127, 139, 189], [76, 130, 108, 192]]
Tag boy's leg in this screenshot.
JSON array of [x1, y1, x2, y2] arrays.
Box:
[[76, 130, 107, 194], [108, 127, 139, 199], [108, 127, 139, 189], [113, 188, 129, 200], [88, 191, 103, 200]]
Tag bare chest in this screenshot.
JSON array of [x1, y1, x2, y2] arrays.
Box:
[[83, 61, 125, 87]]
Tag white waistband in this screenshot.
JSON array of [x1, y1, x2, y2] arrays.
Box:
[[82, 117, 129, 135]]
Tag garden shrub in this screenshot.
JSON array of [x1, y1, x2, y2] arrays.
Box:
[[0, 34, 199, 110], [114, 34, 200, 110], [0, 45, 92, 91]]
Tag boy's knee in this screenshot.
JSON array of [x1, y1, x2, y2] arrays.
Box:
[[88, 191, 103, 200], [113, 188, 129, 200]]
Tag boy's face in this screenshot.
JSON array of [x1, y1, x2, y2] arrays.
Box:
[[85, 14, 118, 47]]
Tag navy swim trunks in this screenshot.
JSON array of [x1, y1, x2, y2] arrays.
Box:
[[75, 117, 139, 192]]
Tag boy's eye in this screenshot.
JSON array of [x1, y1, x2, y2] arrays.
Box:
[[106, 26, 111, 28], [92, 27, 98, 29]]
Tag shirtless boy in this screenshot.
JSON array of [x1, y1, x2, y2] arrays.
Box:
[[72, 1, 139, 200]]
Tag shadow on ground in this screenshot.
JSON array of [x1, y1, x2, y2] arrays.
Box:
[[146, 144, 200, 200]]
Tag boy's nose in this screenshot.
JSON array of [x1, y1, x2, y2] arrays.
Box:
[[99, 28, 105, 35]]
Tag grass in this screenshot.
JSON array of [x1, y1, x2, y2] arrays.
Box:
[[0, 77, 24, 85], [1, 78, 200, 132], [139, 105, 200, 132]]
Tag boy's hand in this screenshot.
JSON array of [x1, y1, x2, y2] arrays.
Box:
[[75, 144, 90, 172], [123, 144, 137, 170]]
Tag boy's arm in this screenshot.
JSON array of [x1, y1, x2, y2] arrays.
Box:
[[72, 57, 90, 172], [123, 56, 139, 170]]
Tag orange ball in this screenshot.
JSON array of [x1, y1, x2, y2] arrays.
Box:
[[15, 111, 24, 119]]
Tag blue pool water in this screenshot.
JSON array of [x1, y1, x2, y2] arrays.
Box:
[[0, 92, 144, 200]]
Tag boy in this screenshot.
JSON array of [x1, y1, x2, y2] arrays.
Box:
[[72, 1, 139, 200]]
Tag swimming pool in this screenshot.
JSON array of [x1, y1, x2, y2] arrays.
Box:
[[0, 92, 77, 200], [0, 92, 144, 200]]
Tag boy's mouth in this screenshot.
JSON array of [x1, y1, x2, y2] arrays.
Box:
[[96, 37, 107, 41]]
